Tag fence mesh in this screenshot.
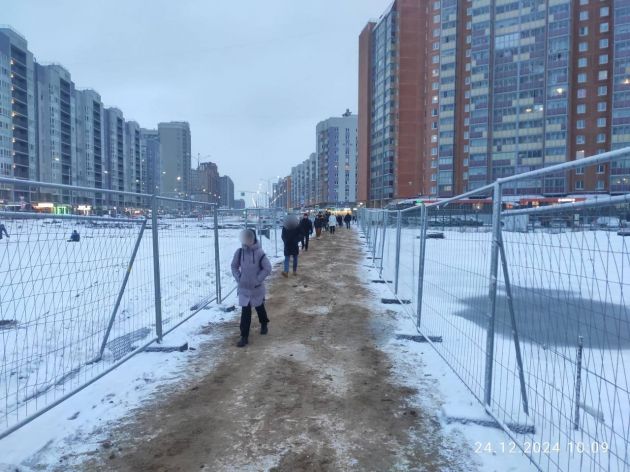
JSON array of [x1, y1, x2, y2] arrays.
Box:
[[0, 176, 286, 439], [359, 152, 630, 472]]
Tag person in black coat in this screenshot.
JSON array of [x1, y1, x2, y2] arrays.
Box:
[[281, 215, 303, 276], [336, 214, 343, 228], [314, 212, 325, 239], [0, 222, 9, 240], [344, 213, 352, 229], [298, 213, 313, 251]]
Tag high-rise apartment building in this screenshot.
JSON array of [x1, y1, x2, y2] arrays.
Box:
[[358, 0, 430, 207], [359, 0, 630, 205], [219, 175, 234, 208], [75, 88, 104, 206], [0, 27, 36, 202], [104, 107, 125, 206], [36, 64, 76, 203], [157, 121, 191, 199], [125, 121, 142, 196], [141, 128, 159, 195], [316, 109, 358, 206]]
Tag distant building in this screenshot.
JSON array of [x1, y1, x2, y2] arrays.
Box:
[[272, 176, 291, 209], [316, 109, 357, 206], [140, 128, 159, 195], [125, 121, 142, 197], [104, 107, 125, 207], [0, 27, 36, 203], [157, 122, 191, 199], [75, 89, 104, 206], [233, 198, 246, 210], [198, 161, 219, 204], [219, 175, 234, 208], [36, 64, 76, 203]]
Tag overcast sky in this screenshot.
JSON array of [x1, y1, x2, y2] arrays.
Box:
[[5, 0, 387, 195]]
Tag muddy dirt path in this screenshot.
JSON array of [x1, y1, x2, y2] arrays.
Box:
[[83, 229, 469, 471]]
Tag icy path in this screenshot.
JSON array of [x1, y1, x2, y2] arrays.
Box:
[[71, 229, 473, 471]]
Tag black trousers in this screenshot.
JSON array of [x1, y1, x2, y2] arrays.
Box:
[[330, 225, 336, 234], [240, 303, 269, 339], [345, 221, 350, 229], [302, 234, 310, 250]]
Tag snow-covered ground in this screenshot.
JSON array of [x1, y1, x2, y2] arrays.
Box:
[[368, 221, 630, 472], [0, 215, 282, 444]]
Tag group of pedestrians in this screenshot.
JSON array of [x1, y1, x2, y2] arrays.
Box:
[[230, 210, 354, 348]]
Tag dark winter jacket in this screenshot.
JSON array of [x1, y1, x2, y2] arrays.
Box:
[[344, 214, 352, 223], [281, 226, 303, 256], [231, 239, 272, 307], [299, 217, 313, 236], [314, 216, 325, 229], [336, 215, 343, 226]]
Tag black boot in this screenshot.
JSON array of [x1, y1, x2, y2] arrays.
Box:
[[237, 337, 248, 347], [260, 323, 268, 335]]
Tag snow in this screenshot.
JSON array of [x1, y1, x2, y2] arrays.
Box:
[[0, 215, 283, 468], [367, 221, 630, 472]]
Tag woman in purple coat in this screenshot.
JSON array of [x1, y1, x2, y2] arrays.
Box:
[[231, 229, 272, 347]]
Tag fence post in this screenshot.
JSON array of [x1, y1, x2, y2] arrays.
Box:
[[484, 182, 502, 406], [151, 195, 163, 342], [379, 211, 387, 275], [213, 205, 222, 304], [274, 208, 278, 257], [574, 336, 584, 430], [416, 204, 428, 328], [394, 210, 402, 294]]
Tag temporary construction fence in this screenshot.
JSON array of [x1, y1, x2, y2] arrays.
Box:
[[0, 176, 284, 440], [359, 148, 630, 472]]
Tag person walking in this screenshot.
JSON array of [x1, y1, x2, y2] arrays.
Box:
[[344, 212, 352, 229], [336, 214, 343, 228], [0, 221, 9, 240], [328, 213, 337, 235], [231, 229, 272, 347], [314, 212, 325, 239], [281, 214, 302, 276], [299, 213, 313, 251]]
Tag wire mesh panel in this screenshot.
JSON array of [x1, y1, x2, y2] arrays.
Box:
[[154, 198, 217, 332], [496, 197, 630, 471], [397, 206, 422, 309], [0, 208, 153, 434], [420, 199, 494, 401]]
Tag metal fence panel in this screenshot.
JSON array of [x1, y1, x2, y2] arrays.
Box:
[[359, 150, 630, 472]]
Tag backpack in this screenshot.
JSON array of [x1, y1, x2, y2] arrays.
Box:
[[238, 248, 266, 270]]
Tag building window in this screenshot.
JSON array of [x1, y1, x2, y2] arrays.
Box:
[[577, 88, 586, 98], [598, 70, 608, 80], [598, 85, 608, 96], [577, 104, 586, 114], [599, 54, 609, 65], [432, 122, 438, 129], [433, 1, 440, 9], [432, 109, 438, 116], [576, 150, 585, 159], [597, 133, 606, 143], [600, 23, 609, 33], [580, 11, 589, 21], [577, 119, 585, 129], [597, 117, 607, 127], [576, 166, 584, 174], [578, 58, 588, 68], [579, 0, 588, 4], [431, 148, 437, 155], [600, 6, 609, 17], [597, 102, 607, 112], [576, 135, 585, 145], [579, 26, 589, 36], [579, 42, 588, 52], [600, 38, 609, 48], [575, 180, 584, 190], [596, 180, 605, 190], [597, 164, 605, 174]]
